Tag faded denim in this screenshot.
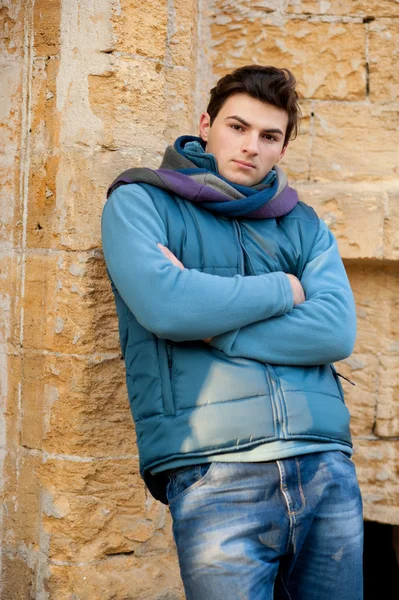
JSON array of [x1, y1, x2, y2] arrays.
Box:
[[167, 452, 363, 600]]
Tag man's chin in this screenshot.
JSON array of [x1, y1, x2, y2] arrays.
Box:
[[218, 167, 254, 186], [224, 173, 260, 187]]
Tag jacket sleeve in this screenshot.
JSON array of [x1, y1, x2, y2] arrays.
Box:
[[101, 184, 294, 342], [209, 220, 356, 365]]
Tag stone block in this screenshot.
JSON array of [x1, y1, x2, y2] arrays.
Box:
[[3, 453, 42, 548], [21, 352, 135, 457], [0, 18, 24, 249], [210, 18, 366, 100], [369, 20, 399, 103], [0, 352, 21, 432], [33, 0, 61, 57], [385, 186, 399, 261], [169, 0, 197, 68], [286, 0, 399, 17], [47, 554, 183, 600], [336, 353, 378, 437], [0, 253, 21, 349], [88, 59, 167, 151], [375, 355, 399, 438], [280, 102, 311, 180], [115, 0, 168, 60], [345, 264, 398, 357], [311, 103, 399, 181], [28, 145, 137, 251], [0, 1, 24, 51], [354, 440, 399, 525], [26, 56, 61, 249], [164, 67, 196, 142], [22, 251, 119, 354], [1, 553, 35, 600], [55, 0, 113, 150], [297, 182, 386, 259], [39, 458, 166, 562]]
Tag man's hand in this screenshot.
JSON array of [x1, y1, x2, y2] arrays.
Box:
[[286, 274, 305, 305], [158, 243, 212, 342], [157, 244, 184, 270]]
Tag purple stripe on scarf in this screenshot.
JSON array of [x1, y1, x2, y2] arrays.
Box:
[[157, 169, 231, 204], [247, 186, 299, 219]]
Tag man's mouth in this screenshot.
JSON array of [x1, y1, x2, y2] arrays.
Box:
[[233, 160, 256, 169]]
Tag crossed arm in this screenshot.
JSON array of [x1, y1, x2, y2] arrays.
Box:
[[102, 185, 356, 365], [102, 185, 296, 342]]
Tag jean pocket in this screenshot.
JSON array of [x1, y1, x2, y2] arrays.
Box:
[[167, 463, 214, 505], [337, 450, 355, 468]]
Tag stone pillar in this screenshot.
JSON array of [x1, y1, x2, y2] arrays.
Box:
[[197, 0, 399, 525], [0, 0, 196, 597]]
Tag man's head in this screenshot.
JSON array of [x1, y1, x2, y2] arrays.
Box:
[[199, 65, 300, 186]]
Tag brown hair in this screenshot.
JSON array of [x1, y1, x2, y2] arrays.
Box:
[[207, 65, 301, 147]]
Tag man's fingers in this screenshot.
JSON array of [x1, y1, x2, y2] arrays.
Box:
[[157, 243, 185, 270]]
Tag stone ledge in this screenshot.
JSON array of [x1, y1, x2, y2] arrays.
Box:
[[295, 181, 399, 260]]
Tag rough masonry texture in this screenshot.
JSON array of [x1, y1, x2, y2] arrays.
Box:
[[0, 0, 398, 598]]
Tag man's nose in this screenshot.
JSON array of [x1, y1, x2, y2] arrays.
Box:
[[241, 133, 259, 155]]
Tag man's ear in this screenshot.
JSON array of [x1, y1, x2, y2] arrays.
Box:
[[277, 143, 288, 163], [199, 112, 211, 142]]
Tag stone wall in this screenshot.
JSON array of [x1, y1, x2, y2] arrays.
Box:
[[0, 0, 398, 598], [0, 0, 196, 597], [197, 0, 399, 526]]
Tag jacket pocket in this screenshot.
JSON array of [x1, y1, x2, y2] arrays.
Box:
[[157, 339, 175, 416]]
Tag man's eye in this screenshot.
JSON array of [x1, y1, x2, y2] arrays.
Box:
[[231, 124, 243, 131], [263, 134, 276, 142]]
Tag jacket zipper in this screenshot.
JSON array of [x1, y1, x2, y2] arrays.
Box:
[[233, 220, 245, 275], [233, 219, 283, 439], [233, 220, 256, 275]]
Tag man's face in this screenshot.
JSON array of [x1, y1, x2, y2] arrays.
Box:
[[199, 93, 288, 186]]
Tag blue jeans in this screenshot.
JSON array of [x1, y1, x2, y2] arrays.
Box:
[[167, 452, 363, 600]]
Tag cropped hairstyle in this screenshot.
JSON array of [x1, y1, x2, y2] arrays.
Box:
[[207, 65, 300, 147]]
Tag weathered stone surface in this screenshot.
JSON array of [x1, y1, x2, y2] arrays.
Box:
[[55, 0, 113, 150], [375, 355, 399, 438], [164, 66, 196, 142], [336, 353, 378, 437], [115, 0, 168, 59], [0, 254, 21, 349], [3, 453, 42, 549], [286, 0, 399, 17], [354, 440, 399, 525], [48, 554, 184, 600], [88, 59, 167, 151], [369, 19, 399, 103], [280, 102, 312, 180], [21, 352, 135, 457], [345, 264, 398, 357], [211, 17, 366, 100], [33, 0, 61, 58], [39, 458, 159, 561], [23, 251, 119, 354], [169, 0, 198, 68], [385, 187, 399, 260], [0, 3, 24, 250], [296, 182, 398, 259], [26, 54, 61, 249], [1, 554, 35, 600], [311, 103, 399, 181]]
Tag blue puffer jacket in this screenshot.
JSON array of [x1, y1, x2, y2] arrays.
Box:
[[102, 138, 356, 503]]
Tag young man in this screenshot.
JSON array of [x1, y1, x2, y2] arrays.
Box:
[[102, 66, 363, 600]]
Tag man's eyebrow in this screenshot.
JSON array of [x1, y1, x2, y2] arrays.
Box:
[[225, 115, 284, 136]]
